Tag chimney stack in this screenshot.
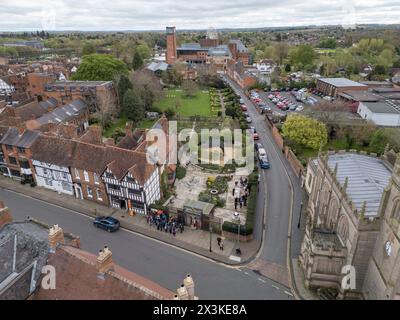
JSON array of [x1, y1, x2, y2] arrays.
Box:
[[183, 274, 195, 300], [97, 246, 114, 278], [176, 284, 189, 300], [48, 224, 65, 253]]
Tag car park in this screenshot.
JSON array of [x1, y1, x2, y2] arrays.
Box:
[[93, 216, 120, 232]]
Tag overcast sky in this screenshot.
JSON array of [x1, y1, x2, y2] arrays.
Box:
[[0, 0, 399, 31]]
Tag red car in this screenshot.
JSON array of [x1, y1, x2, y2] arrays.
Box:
[[253, 133, 259, 140], [241, 105, 247, 111]]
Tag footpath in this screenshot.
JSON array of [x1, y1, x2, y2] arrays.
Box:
[[0, 175, 260, 266]]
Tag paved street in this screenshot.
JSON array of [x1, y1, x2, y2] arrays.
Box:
[[0, 188, 293, 300], [222, 76, 305, 267]]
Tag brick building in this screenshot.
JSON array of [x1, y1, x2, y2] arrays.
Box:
[[0, 127, 39, 184], [316, 78, 368, 97]]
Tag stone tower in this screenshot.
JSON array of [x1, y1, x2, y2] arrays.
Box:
[[363, 153, 400, 299], [166, 26, 177, 65]]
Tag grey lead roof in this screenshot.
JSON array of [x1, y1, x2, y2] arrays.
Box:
[[0, 128, 39, 148], [362, 101, 400, 114], [36, 99, 87, 125], [326, 153, 392, 216]]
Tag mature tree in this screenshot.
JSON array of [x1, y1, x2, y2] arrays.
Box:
[[274, 41, 289, 66], [183, 80, 198, 98], [135, 43, 151, 60], [319, 37, 337, 49], [132, 51, 143, 70], [289, 45, 317, 70], [81, 42, 96, 56], [369, 129, 389, 155], [116, 75, 133, 105], [313, 100, 349, 138], [282, 115, 328, 150], [121, 89, 145, 122], [72, 54, 128, 81]]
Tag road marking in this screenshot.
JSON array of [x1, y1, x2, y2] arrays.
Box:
[[258, 278, 266, 283], [284, 291, 294, 297], [272, 285, 280, 290], [244, 271, 250, 275], [229, 255, 242, 262]]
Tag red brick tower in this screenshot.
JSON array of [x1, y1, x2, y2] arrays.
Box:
[[166, 26, 177, 65]]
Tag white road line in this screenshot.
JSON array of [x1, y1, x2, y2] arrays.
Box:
[[244, 271, 250, 275], [284, 291, 294, 296], [258, 278, 266, 283], [272, 285, 280, 290]]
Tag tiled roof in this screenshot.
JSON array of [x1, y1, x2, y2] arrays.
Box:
[[33, 245, 174, 300]]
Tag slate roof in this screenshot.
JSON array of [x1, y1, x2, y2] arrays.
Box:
[[362, 101, 400, 114], [35, 99, 87, 126]]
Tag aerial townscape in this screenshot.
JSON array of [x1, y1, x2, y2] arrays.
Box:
[[1, 1, 400, 308]]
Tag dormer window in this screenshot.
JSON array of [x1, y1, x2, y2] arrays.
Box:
[[83, 170, 89, 182]]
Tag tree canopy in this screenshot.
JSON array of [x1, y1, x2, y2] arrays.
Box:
[[121, 89, 145, 123], [72, 54, 128, 81], [282, 114, 328, 150]]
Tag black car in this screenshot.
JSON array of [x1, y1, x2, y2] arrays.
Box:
[[93, 216, 120, 232]]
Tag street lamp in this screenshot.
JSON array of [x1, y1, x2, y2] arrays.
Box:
[[297, 201, 304, 229]]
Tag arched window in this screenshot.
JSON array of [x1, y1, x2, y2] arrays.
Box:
[[327, 199, 339, 229], [337, 215, 349, 243]]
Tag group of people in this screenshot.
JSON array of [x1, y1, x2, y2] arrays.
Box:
[[232, 177, 251, 210], [147, 213, 184, 237]]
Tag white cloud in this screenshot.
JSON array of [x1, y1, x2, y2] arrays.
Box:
[[0, 0, 398, 31]]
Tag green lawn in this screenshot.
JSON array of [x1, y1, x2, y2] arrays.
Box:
[[137, 119, 157, 129], [155, 89, 213, 117]]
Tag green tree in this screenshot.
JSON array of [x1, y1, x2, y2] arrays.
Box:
[[121, 89, 145, 122], [319, 37, 337, 49], [117, 75, 133, 105], [182, 80, 198, 98], [72, 54, 128, 81], [285, 63, 291, 72], [369, 129, 389, 155], [132, 51, 143, 70], [282, 115, 328, 150], [289, 45, 317, 70], [81, 42, 96, 56]]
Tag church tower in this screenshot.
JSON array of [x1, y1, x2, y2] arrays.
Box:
[[363, 153, 400, 299]]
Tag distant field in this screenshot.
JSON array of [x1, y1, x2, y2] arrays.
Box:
[[155, 89, 212, 117]]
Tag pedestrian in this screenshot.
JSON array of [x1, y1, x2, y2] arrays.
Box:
[[239, 197, 243, 209], [220, 240, 224, 251], [243, 196, 247, 207], [173, 228, 176, 237], [234, 197, 238, 210], [217, 237, 221, 246], [180, 224, 184, 233]]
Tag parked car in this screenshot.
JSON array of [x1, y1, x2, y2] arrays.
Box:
[[259, 156, 270, 169], [241, 105, 247, 111], [93, 216, 120, 232], [254, 142, 263, 151], [246, 116, 252, 123], [296, 105, 304, 111], [253, 133, 259, 140], [239, 98, 244, 104], [249, 126, 256, 133], [289, 104, 297, 111], [268, 94, 274, 99], [257, 147, 267, 159]]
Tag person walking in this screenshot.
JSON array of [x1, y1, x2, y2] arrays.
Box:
[[217, 237, 222, 247], [220, 240, 224, 251], [172, 228, 176, 237]]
